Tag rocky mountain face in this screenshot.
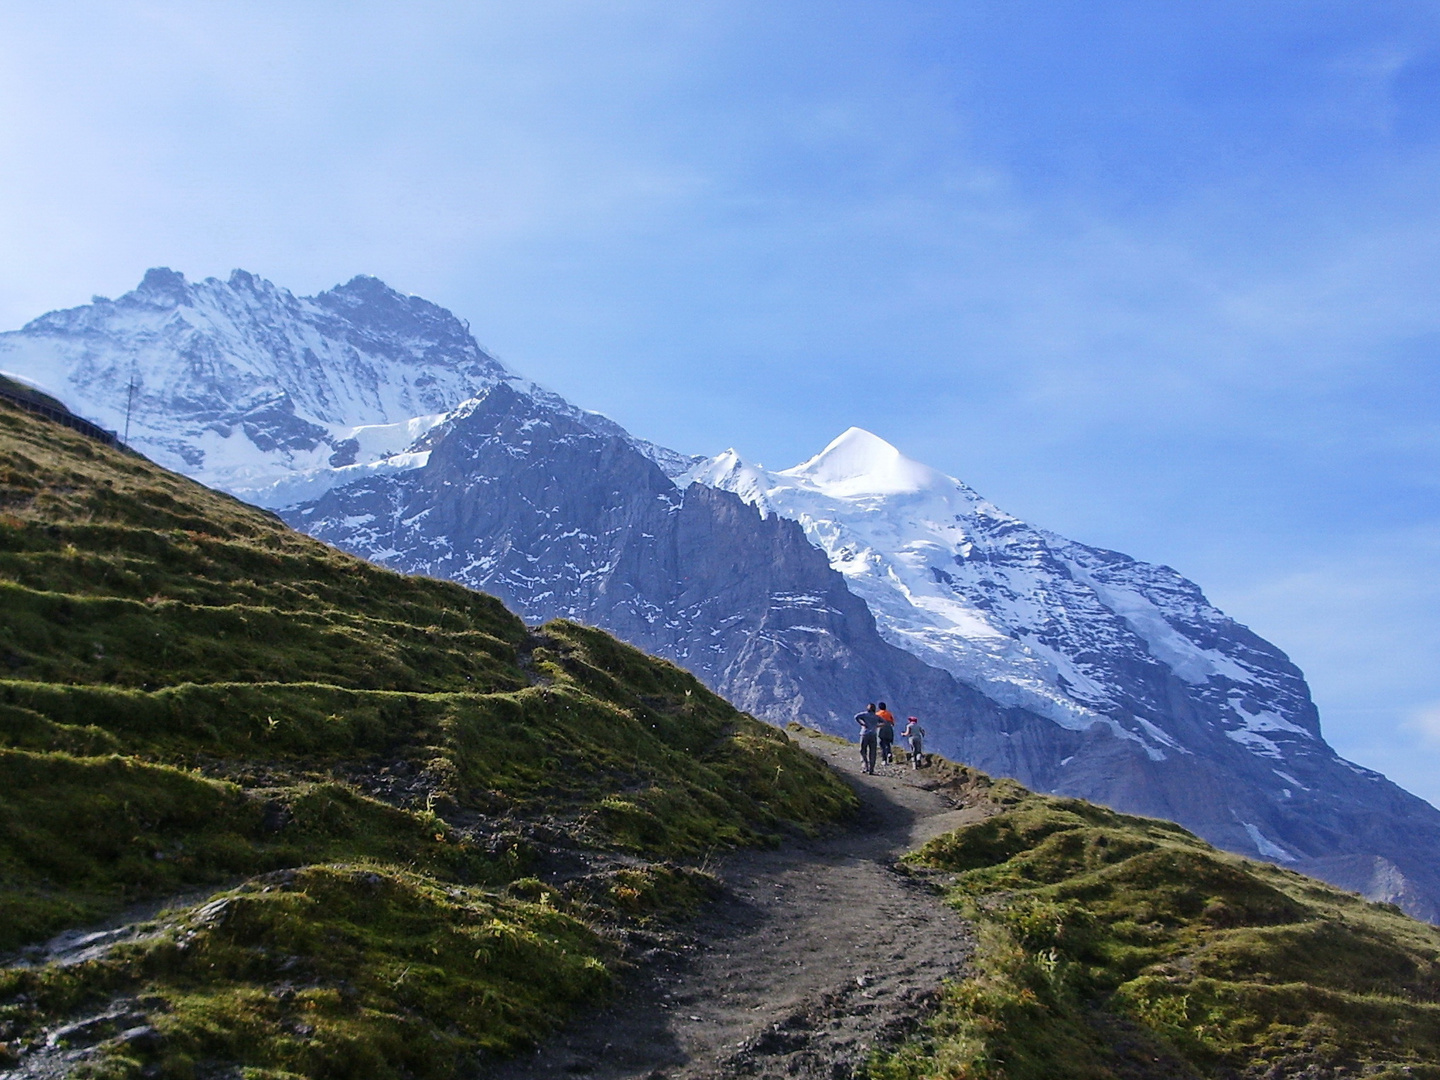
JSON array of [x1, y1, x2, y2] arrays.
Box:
[[691, 432, 1321, 753], [287, 382, 1011, 737], [9, 268, 1440, 920], [688, 434, 1404, 862]]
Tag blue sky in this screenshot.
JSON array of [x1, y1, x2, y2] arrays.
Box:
[[4, 2, 1440, 802]]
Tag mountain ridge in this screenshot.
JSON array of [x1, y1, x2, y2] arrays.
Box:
[[0, 267, 694, 506]]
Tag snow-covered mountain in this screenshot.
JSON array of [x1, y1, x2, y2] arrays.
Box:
[[0, 268, 692, 506], [683, 430, 1440, 918], [9, 268, 1440, 921], [689, 428, 1319, 772]]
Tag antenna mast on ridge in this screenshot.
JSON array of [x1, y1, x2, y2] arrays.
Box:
[[123, 372, 136, 447]]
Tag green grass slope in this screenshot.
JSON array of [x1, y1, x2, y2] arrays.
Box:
[[0, 400, 856, 1078], [874, 765, 1440, 1080]]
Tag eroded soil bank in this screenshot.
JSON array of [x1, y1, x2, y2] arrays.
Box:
[[493, 731, 980, 1080]]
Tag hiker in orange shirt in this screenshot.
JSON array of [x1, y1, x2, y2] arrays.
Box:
[[876, 701, 897, 765]]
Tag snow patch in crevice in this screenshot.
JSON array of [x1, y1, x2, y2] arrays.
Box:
[[1272, 769, 1308, 791], [239, 450, 433, 508], [1226, 728, 1283, 759], [1243, 822, 1297, 863], [1229, 697, 1312, 737]]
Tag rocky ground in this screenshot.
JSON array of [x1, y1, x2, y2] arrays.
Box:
[[0, 733, 977, 1080], [492, 732, 980, 1080]]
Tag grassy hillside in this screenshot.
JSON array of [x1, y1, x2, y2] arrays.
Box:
[[0, 399, 856, 1079], [874, 765, 1440, 1080]]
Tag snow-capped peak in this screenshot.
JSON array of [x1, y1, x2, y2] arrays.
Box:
[[696, 432, 1321, 764], [682, 448, 779, 511], [781, 427, 948, 497], [0, 268, 508, 502], [0, 268, 699, 505]]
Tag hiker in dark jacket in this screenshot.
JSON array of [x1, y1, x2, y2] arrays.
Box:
[[855, 703, 880, 774], [876, 701, 897, 765]]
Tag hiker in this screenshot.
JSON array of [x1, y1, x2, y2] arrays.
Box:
[[855, 703, 880, 774], [903, 716, 927, 769], [876, 701, 897, 765]]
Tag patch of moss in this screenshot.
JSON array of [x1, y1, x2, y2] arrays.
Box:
[[0, 749, 492, 950], [1, 865, 612, 1078], [873, 770, 1440, 1079]]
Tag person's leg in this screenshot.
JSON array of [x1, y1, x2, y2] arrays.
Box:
[[861, 733, 877, 773]]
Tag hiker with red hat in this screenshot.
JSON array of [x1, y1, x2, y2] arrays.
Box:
[[902, 716, 927, 769]]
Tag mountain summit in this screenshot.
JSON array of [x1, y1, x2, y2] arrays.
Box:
[[0, 268, 690, 506], [781, 427, 949, 496]]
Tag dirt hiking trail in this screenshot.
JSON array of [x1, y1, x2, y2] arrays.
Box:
[[493, 731, 983, 1080]]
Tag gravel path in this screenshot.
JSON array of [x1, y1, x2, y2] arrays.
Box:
[[492, 731, 982, 1080]]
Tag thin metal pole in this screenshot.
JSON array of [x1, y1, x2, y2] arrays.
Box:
[[124, 374, 136, 446]]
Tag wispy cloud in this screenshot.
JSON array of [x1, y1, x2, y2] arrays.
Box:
[[1405, 703, 1440, 747]]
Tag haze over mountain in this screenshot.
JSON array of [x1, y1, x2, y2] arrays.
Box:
[[6, 267, 1440, 921]]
